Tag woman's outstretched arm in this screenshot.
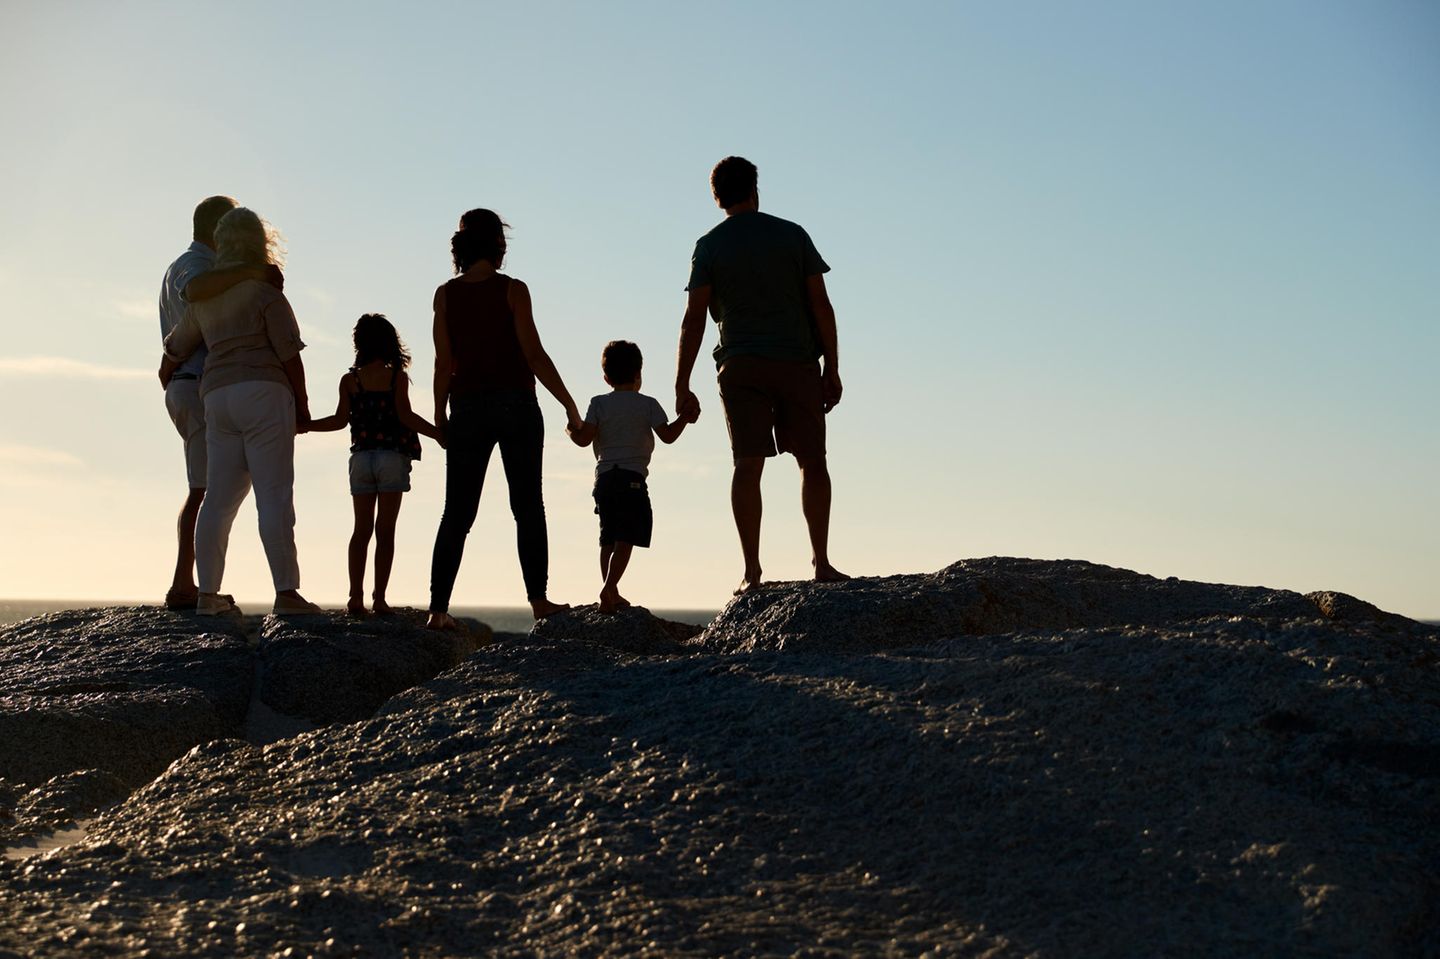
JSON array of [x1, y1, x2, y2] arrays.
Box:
[[510, 279, 581, 429]]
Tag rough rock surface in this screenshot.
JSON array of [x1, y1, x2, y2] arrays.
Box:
[[700, 557, 1366, 654], [0, 562, 1436, 957], [0, 607, 253, 787], [529, 605, 701, 656], [258, 610, 491, 725]]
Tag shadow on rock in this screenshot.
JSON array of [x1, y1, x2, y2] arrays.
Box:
[[257, 609, 492, 725], [528, 605, 700, 657]]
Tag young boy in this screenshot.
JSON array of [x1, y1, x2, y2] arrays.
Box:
[[567, 340, 692, 612]]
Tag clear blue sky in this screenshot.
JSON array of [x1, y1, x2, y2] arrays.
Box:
[[1, 1, 1436, 615]]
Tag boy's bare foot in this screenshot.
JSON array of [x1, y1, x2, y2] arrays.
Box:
[[734, 569, 764, 596], [346, 598, 367, 617], [530, 598, 571, 620], [814, 563, 851, 584], [425, 611, 458, 631], [372, 599, 395, 617]]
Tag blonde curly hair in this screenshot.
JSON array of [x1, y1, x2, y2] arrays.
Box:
[[214, 207, 286, 269]]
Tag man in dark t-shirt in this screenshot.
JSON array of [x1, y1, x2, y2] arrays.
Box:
[[674, 156, 849, 594]]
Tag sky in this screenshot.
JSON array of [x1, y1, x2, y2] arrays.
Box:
[[0, 0, 1436, 617]]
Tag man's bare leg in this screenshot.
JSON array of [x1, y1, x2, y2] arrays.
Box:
[[798, 455, 849, 583], [599, 542, 633, 613], [732, 456, 765, 593], [167, 488, 205, 606]]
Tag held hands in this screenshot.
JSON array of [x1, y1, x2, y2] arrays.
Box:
[[676, 388, 701, 424]]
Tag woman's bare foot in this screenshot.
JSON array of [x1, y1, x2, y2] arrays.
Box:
[[425, 611, 458, 631], [734, 568, 764, 596], [597, 588, 631, 614], [372, 598, 395, 617], [814, 563, 851, 584], [530, 598, 571, 620]]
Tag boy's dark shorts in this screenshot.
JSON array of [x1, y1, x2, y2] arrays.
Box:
[[717, 354, 826, 462], [593, 467, 653, 548]]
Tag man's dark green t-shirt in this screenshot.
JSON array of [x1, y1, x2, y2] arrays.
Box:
[[685, 211, 830, 369]]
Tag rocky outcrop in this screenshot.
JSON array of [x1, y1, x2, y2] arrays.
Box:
[[257, 609, 491, 725], [0, 562, 1436, 957], [698, 556, 1395, 654], [528, 605, 701, 656], [0, 607, 253, 790]]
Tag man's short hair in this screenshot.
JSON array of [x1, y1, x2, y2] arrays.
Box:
[[193, 195, 238, 243], [602, 340, 643, 384], [711, 156, 758, 209]]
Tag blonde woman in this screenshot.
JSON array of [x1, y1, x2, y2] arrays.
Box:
[[161, 208, 321, 616]]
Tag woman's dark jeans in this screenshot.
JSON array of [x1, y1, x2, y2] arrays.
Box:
[[430, 390, 548, 611]]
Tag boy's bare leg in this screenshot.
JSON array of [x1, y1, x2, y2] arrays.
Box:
[[599, 542, 634, 613], [731, 456, 765, 594], [372, 492, 403, 615], [347, 493, 377, 615], [600, 544, 614, 582], [167, 488, 205, 604], [798, 455, 849, 583]]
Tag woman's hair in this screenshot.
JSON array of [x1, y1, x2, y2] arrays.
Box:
[[451, 208, 509, 274], [352, 313, 411, 371], [213, 207, 286, 269]]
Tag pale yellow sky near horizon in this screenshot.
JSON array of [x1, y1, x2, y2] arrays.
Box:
[[1, 2, 1436, 618]]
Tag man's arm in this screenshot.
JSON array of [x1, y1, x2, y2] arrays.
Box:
[[185, 264, 283, 302], [432, 285, 453, 438], [806, 274, 842, 413], [674, 285, 710, 421]]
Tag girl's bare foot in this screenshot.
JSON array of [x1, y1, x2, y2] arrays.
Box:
[[346, 598, 367, 617], [372, 598, 395, 617], [530, 598, 571, 620], [814, 563, 851, 583], [425, 611, 458, 631]]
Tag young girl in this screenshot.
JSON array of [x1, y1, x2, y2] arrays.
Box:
[[305, 314, 443, 615]]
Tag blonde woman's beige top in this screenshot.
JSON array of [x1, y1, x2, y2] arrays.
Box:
[[164, 280, 306, 398]]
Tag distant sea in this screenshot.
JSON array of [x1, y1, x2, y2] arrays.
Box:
[[0, 600, 719, 633]]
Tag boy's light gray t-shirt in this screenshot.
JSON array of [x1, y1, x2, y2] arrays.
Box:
[[585, 391, 669, 478]]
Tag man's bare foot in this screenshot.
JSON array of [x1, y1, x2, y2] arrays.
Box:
[[597, 588, 631, 614], [346, 598, 367, 617], [164, 586, 199, 610], [425, 611, 458, 631], [814, 563, 851, 584], [734, 569, 764, 596], [372, 598, 395, 617], [530, 598, 571, 620]]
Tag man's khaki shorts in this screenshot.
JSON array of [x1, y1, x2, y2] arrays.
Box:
[[717, 355, 826, 462], [165, 377, 208, 488]]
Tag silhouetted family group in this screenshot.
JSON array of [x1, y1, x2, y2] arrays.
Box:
[[157, 157, 848, 626]]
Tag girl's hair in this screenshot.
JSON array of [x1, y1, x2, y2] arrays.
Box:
[[214, 207, 286, 269], [353, 313, 411, 371], [451, 208, 509, 274]]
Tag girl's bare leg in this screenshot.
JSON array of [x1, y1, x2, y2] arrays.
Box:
[[372, 492, 403, 614], [348, 493, 377, 615]]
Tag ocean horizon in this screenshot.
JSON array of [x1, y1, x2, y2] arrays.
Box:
[[0, 600, 721, 634]]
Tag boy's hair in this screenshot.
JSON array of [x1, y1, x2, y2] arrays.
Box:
[[711, 156, 757, 208], [451, 208, 510, 274], [601, 340, 643, 384], [353, 313, 411, 371]]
